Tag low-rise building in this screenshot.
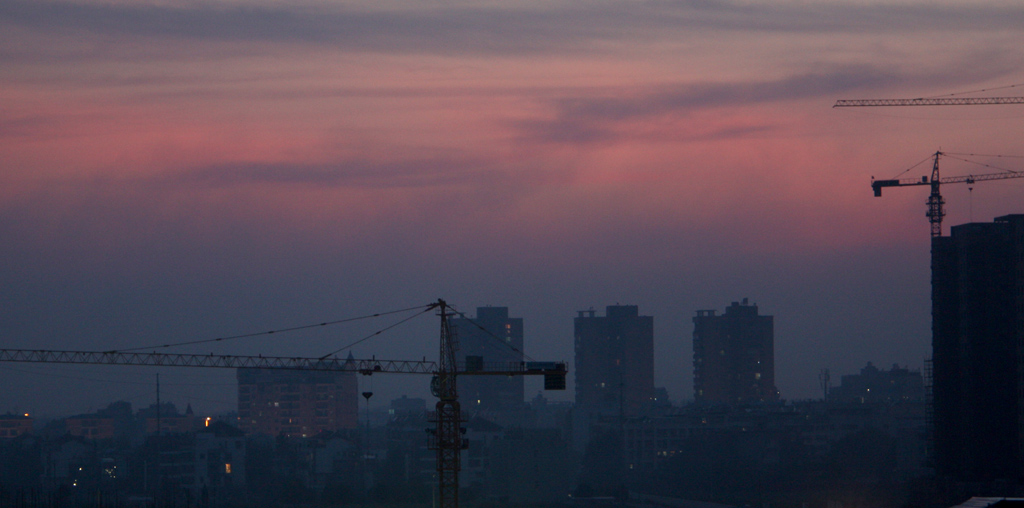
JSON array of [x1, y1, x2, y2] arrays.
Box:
[[0, 414, 33, 438]]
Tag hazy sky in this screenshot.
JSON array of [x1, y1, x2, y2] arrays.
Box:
[[3, 0, 1024, 418]]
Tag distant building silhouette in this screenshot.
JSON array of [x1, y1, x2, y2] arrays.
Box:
[[622, 401, 928, 480], [574, 305, 654, 417], [389, 395, 427, 417], [138, 402, 199, 434], [450, 306, 525, 414], [237, 364, 358, 437], [65, 401, 134, 440], [0, 414, 32, 438], [829, 362, 924, 405], [693, 299, 778, 404], [931, 214, 1024, 481], [157, 421, 246, 496], [64, 414, 115, 440]]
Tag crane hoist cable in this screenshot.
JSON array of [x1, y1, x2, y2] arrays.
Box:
[[318, 305, 438, 360], [922, 82, 1024, 99], [111, 303, 433, 353]]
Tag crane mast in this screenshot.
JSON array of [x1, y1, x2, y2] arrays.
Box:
[[0, 299, 567, 508], [431, 300, 462, 508], [926, 153, 945, 238]]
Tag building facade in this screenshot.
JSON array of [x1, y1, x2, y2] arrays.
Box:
[[574, 305, 654, 418], [693, 299, 778, 404], [931, 214, 1024, 481], [237, 367, 358, 437], [450, 306, 525, 414]]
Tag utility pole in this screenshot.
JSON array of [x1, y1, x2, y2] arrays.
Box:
[[155, 373, 162, 497]]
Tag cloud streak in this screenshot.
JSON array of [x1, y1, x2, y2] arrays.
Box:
[[179, 157, 521, 190], [3, 0, 1024, 61], [510, 56, 1024, 146], [512, 67, 897, 144]]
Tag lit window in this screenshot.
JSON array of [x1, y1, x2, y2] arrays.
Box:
[[225, 464, 232, 474]]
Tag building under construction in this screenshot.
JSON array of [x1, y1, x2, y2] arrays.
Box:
[[931, 214, 1024, 481]]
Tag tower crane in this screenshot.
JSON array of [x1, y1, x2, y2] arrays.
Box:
[[833, 86, 1024, 236], [0, 299, 567, 508], [834, 96, 1024, 107], [871, 151, 1024, 237]]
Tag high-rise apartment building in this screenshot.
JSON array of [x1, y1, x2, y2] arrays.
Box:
[[692, 299, 777, 404], [450, 306, 525, 413], [574, 305, 654, 417], [931, 214, 1024, 481], [237, 366, 358, 437]]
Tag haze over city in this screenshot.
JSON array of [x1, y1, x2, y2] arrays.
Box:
[[3, 0, 1024, 418]]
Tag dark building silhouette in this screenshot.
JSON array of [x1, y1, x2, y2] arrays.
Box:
[[0, 414, 32, 438], [450, 306, 525, 414], [574, 305, 654, 417], [64, 413, 115, 440], [931, 214, 1024, 481], [693, 299, 778, 404], [64, 401, 135, 440], [829, 362, 924, 405], [389, 395, 427, 417], [139, 402, 199, 434], [237, 366, 358, 437]]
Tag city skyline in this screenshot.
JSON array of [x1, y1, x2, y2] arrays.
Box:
[[0, 298, 922, 418], [3, 0, 1024, 416]]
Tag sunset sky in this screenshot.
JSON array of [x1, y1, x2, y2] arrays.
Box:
[[3, 0, 1024, 417]]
